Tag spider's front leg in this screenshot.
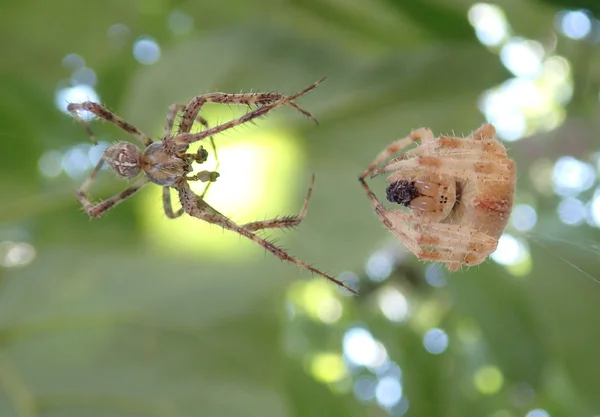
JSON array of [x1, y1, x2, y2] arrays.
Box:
[[359, 128, 435, 180], [68, 102, 153, 147], [177, 78, 325, 134], [241, 175, 315, 232], [167, 79, 324, 150]]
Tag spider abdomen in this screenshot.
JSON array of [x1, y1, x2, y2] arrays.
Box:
[[104, 142, 142, 178]]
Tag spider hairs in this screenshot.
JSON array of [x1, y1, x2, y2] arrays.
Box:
[[68, 78, 358, 295]]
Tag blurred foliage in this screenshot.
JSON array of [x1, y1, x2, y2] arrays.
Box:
[[1, 0, 600, 416]]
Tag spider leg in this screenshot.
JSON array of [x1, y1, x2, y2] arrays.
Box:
[[191, 114, 219, 199], [371, 137, 508, 177], [359, 128, 435, 180], [467, 123, 496, 140], [174, 179, 358, 294], [177, 78, 325, 134], [78, 175, 149, 218], [67, 102, 153, 147], [164, 104, 220, 199], [162, 186, 184, 219], [168, 79, 324, 149], [381, 155, 513, 182], [242, 175, 315, 232], [359, 180, 495, 269]]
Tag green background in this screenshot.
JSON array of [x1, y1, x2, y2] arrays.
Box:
[[1, 0, 600, 416]]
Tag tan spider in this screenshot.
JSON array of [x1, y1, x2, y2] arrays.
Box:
[[68, 78, 358, 294], [359, 124, 516, 271]]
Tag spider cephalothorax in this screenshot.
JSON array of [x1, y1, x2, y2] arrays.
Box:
[[68, 79, 358, 295], [360, 124, 516, 271]]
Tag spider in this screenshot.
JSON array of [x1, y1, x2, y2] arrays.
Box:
[[358, 123, 516, 271], [67, 78, 358, 295]]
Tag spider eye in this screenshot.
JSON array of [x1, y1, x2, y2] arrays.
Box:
[[386, 180, 420, 207]]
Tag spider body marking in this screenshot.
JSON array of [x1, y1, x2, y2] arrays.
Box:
[[359, 123, 516, 271]]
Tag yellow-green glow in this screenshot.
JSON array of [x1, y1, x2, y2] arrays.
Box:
[[474, 365, 504, 394], [309, 352, 348, 383], [505, 254, 532, 277], [410, 300, 445, 332], [288, 279, 343, 323], [139, 118, 306, 258]]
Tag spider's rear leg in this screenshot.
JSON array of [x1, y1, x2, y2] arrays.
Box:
[[359, 128, 435, 180], [68, 102, 153, 147], [175, 180, 358, 294], [79, 175, 149, 218], [242, 175, 315, 232]]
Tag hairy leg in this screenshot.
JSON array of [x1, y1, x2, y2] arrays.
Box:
[[242, 175, 315, 232], [174, 179, 358, 294], [359, 128, 435, 180], [162, 186, 184, 219], [168, 79, 324, 150], [359, 179, 495, 270], [68, 102, 153, 146], [78, 175, 149, 218], [177, 78, 325, 134]]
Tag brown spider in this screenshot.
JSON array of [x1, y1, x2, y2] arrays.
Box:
[[68, 78, 358, 295], [359, 123, 516, 271]]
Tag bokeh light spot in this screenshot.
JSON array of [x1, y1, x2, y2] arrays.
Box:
[[558, 197, 586, 225], [316, 297, 343, 324], [38, 150, 63, 178], [552, 156, 596, 197], [168, 9, 194, 35], [474, 365, 504, 394], [423, 328, 448, 355], [558, 10, 592, 40], [343, 328, 387, 367], [365, 250, 394, 282], [491, 233, 529, 267], [526, 409, 550, 417], [425, 264, 446, 287], [133, 36, 161, 65], [511, 204, 538, 232], [62, 144, 92, 179], [378, 287, 409, 322], [62, 53, 84, 69], [590, 188, 600, 227], [310, 353, 348, 383], [71, 66, 97, 87], [500, 38, 543, 78], [353, 375, 377, 402], [0, 241, 36, 268], [467, 3, 510, 47], [375, 376, 403, 408], [55, 85, 100, 120]]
